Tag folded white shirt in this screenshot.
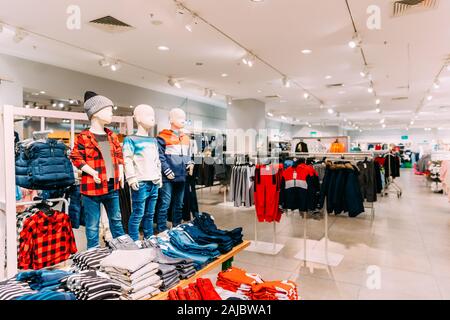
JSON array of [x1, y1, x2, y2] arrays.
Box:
[[100, 249, 156, 273]]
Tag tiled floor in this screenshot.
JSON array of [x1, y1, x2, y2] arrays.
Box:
[[197, 169, 450, 300], [73, 169, 450, 300]]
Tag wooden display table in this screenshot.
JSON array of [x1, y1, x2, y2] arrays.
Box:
[[150, 240, 250, 300]]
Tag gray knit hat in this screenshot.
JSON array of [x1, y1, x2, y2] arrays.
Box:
[[83, 91, 114, 119]]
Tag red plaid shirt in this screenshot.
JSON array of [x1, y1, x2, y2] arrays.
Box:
[[18, 210, 77, 270], [70, 128, 124, 196]]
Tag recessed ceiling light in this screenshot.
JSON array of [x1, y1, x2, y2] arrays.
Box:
[[368, 87, 374, 93], [325, 75, 332, 80], [58, 102, 64, 108], [39, 91, 46, 94], [303, 92, 310, 99], [257, 89, 262, 93], [110, 61, 121, 71], [221, 73, 228, 77], [158, 45, 170, 51], [427, 95, 433, 101], [382, 124, 386, 128], [380, 118, 385, 124], [267, 112, 273, 117], [375, 108, 381, 113], [433, 80, 440, 89], [301, 49, 312, 54], [327, 108, 334, 114], [129, 105, 134, 109], [410, 120, 415, 125], [281, 115, 287, 120], [32, 92, 39, 96], [375, 98, 381, 105], [113, 106, 118, 110]]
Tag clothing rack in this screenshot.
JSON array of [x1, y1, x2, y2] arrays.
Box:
[[373, 150, 402, 198], [0, 105, 134, 279], [286, 152, 374, 268], [15, 198, 69, 215]]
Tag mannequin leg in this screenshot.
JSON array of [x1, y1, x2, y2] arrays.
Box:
[[171, 182, 186, 228], [142, 182, 159, 238], [82, 195, 102, 248], [129, 182, 147, 241], [102, 190, 125, 239], [157, 182, 173, 233]]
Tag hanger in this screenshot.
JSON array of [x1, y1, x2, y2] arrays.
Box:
[[33, 198, 56, 216]]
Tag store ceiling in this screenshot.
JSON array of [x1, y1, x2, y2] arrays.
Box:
[[0, 0, 450, 131]]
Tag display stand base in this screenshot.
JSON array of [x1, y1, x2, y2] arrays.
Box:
[[294, 238, 344, 267], [245, 241, 284, 255], [218, 201, 236, 207]]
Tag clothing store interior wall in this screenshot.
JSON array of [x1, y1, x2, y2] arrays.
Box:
[[0, 0, 449, 301]]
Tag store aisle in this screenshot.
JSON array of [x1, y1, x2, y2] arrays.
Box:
[[199, 169, 450, 300]]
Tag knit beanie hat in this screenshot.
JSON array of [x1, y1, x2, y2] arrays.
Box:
[[83, 91, 114, 120]]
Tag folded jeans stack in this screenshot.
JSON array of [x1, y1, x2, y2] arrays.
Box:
[[251, 280, 298, 300], [178, 223, 234, 254], [71, 247, 111, 270], [193, 212, 243, 247], [63, 271, 123, 300], [168, 278, 221, 300], [155, 233, 211, 270], [107, 234, 140, 250], [169, 228, 221, 258], [99, 249, 162, 300], [216, 267, 264, 298]]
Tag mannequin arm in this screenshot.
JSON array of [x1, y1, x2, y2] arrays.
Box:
[[80, 165, 102, 184], [157, 136, 175, 180]]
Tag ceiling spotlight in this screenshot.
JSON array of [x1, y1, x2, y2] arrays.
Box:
[[319, 104, 324, 109], [427, 95, 433, 101], [110, 61, 121, 71], [241, 53, 255, 67], [303, 92, 310, 99], [380, 118, 385, 124], [368, 86, 374, 93], [13, 28, 28, 43], [308, 124, 312, 128], [301, 49, 312, 54], [327, 108, 334, 114], [39, 91, 46, 94], [51, 100, 57, 107], [282, 76, 291, 88], [158, 45, 170, 51], [410, 120, 415, 125], [113, 106, 118, 110], [359, 129, 363, 132], [58, 102, 64, 108], [375, 108, 381, 113], [325, 75, 332, 80], [24, 102, 30, 108], [168, 77, 181, 88], [348, 32, 361, 49], [221, 73, 228, 77], [69, 99, 75, 104], [98, 57, 111, 67], [129, 105, 134, 109], [185, 14, 199, 32], [433, 80, 440, 89], [226, 96, 233, 105], [375, 98, 381, 105], [281, 115, 287, 120], [267, 112, 273, 117], [382, 124, 386, 128]]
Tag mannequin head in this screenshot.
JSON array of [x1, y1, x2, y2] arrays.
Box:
[[91, 106, 113, 126], [134, 104, 155, 130], [169, 108, 186, 130]]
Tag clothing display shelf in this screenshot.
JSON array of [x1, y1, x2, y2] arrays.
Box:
[[150, 240, 250, 300], [292, 136, 350, 153], [287, 152, 374, 269], [373, 150, 403, 198], [0, 105, 134, 279]]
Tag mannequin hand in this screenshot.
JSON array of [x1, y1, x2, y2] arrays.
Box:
[[131, 182, 140, 191], [187, 163, 194, 176], [81, 165, 102, 184], [92, 172, 102, 184], [167, 173, 175, 180]]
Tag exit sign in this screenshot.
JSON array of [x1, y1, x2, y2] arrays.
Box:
[[310, 131, 317, 137], [401, 135, 409, 140]]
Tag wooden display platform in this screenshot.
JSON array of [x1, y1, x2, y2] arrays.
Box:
[[149, 240, 250, 300]]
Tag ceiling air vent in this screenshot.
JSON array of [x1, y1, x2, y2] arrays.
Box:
[[393, 0, 438, 17], [326, 83, 344, 88], [265, 94, 281, 99], [89, 16, 134, 33], [392, 96, 409, 100]]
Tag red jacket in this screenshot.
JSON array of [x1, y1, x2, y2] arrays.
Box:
[[70, 128, 124, 196]]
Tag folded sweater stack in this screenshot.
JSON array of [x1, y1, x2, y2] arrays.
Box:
[[251, 280, 298, 300], [71, 247, 111, 270], [100, 249, 162, 300], [216, 267, 264, 298], [168, 278, 221, 300], [64, 271, 123, 300]]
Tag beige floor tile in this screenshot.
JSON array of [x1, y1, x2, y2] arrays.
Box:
[[365, 247, 432, 274]]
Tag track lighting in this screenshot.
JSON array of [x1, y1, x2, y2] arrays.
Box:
[[226, 96, 233, 105], [110, 61, 121, 71], [282, 76, 290, 88], [433, 80, 440, 89], [368, 86, 374, 93], [13, 28, 28, 43], [168, 77, 181, 88], [375, 98, 381, 105], [360, 66, 369, 78], [348, 32, 361, 49], [241, 53, 255, 67], [98, 57, 111, 67], [58, 102, 64, 108], [185, 14, 199, 32], [303, 92, 310, 99]]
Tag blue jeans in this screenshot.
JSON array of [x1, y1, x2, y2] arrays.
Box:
[[156, 181, 185, 233], [129, 181, 159, 240], [82, 184, 125, 249]]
